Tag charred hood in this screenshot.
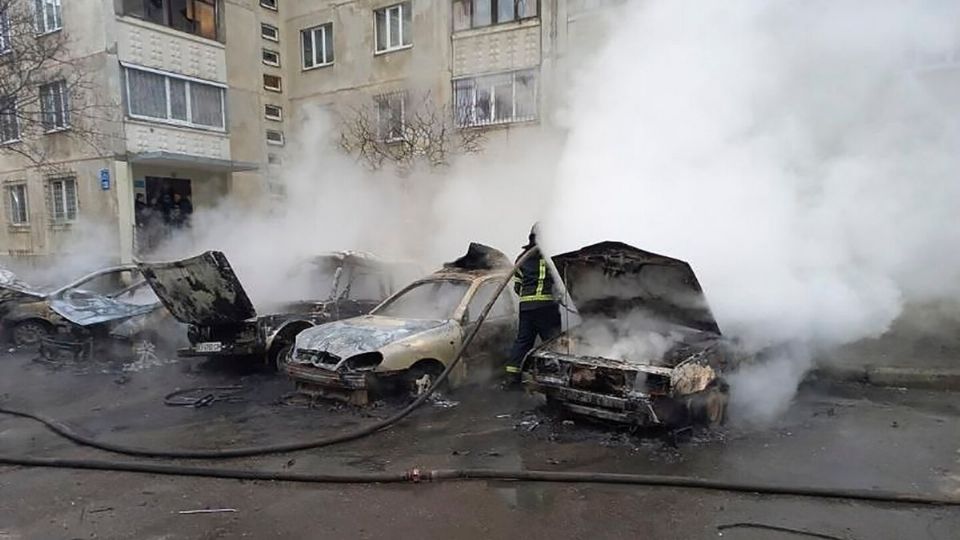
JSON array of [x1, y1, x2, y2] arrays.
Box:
[[136, 251, 256, 326], [554, 242, 721, 335], [443, 243, 511, 272]]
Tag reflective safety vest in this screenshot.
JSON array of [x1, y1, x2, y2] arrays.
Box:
[[514, 251, 555, 304]]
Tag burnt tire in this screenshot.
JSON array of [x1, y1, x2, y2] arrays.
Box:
[[272, 344, 292, 373], [404, 362, 444, 399], [685, 379, 729, 426], [11, 320, 53, 347]]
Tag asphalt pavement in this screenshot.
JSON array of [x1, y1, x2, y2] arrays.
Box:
[[0, 349, 958, 539]]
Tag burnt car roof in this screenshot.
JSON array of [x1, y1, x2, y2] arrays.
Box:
[[436, 243, 512, 277], [553, 241, 721, 335], [137, 251, 257, 327]]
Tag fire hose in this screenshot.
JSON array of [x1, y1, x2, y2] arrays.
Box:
[[1, 247, 959, 507]]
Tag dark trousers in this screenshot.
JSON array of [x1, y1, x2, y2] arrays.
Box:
[[506, 304, 561, 375]]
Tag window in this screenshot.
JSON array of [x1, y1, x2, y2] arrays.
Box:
[[263, 74, 282, 92], [40, 80, 69, 131], [124, 66, 226, 130], [4, 184, 28, 225], [264, 104, 282, 121], [262, 48, 280, 66], [0, 97, 19, 143], [453, 69, 537, 127], [121, 0, 219, 41], [375, 92, 405, 142], [34, 0, 62, 34], [301, 23, 334, 69], [261, 22, 279, 41], [374, 280, 470, 320], [453, 0, 537, 31], [465, 280, 514, 322], [0, 11, 11, 53], [266, 129, 284, 145], [47, 177, 77, 223], [374, 2, 411, 53], [267, 153, 282, 165], [260, 0, 277, 10]]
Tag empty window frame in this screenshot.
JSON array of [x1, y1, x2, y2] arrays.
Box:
[[301, 23, 334, 69], [39, 80, 69, 131], [0, 11, 11, 53], [374, 2, 411, 53], [264, 104, 283, 121], [47, 176, 77, 223], [453, 69, 537, 127], [452, 0, 537, 31], [260, 0, 277, 11], [34, 0, 62, 34], [4, 184, 28, 225], [0, 97, 19, 143], [261, 22, 279, 41], [263, 74, 282, 92], [262, 48, 280, 66], [375, 92, 406, 142], [265, 129, 284, 145], [124, 66, 226, 130], [121, 0, 219, 40]]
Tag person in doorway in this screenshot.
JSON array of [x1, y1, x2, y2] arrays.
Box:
[[171, 192, 193, 228], [134, 193, 148, 226], [503, 224, 561, 387]]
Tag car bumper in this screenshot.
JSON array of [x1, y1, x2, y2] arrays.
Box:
[[525, 377, 663, 426], [285, 362, 385, 405]]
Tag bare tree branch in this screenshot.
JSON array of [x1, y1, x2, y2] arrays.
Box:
[[0, 0, 121, 168], [338, 91, 486, 174]]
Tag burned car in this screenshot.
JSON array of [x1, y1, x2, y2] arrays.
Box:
[[286, 243, 518, 405], [523, 242, 745, 428], [0, 265, 164, 351], [138, 250, 418, 369]]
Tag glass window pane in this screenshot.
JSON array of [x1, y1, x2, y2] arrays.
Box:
[[302, 29, 314, 68], [189, 83, 223, 127], [493, 81, 513, 121], [195, 1, 217, 40], [498, 0, 516, 23], [122, 0, 145, 18], [52, 181, 65, 219], [144, 0, 165, 24], [168, 0, 190, 33], [514, 72, 536, 119], [389, 7, 400, 48], [476, 86, 491, 123], [127, 69, 168, 119], [518, 0, 537, 18], [375, 9, 387, 51], [323, 25, 334, 63], [65, 179, 77, 219], [453, 0, 471, 31], [169, 78, 188, 121], [401, 2, 411, 45], [473, 0, 492, 27]]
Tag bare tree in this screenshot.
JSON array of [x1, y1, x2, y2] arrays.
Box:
[[0, 0, 118, 167], [338, 91, 485, 173]]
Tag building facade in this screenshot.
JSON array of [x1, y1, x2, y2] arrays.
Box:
[[0, 0, 622, 270]]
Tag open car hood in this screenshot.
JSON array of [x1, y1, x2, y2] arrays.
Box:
[[553, 242, 721, 335], [136, 251, 256, 326]]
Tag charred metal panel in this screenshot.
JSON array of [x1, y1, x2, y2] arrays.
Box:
[[292, 316, 447, 366], [136, 251, 256, 326], [552, 241, 721, 334], [48, 294, 159, 327]]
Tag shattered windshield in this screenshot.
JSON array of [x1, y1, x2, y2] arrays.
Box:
[[373, 280, 470, 320]]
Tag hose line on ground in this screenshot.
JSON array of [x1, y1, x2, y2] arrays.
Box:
[[0, 455, 957, 507], [0, 247, 538, 459]]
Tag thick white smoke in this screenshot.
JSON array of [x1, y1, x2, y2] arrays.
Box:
[[543, 0, 960, 422]]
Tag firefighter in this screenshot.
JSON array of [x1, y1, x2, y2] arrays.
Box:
[[504, 225, 561, 386]]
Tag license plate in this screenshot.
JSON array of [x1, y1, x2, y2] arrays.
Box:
[[195, 341, 222, 353]]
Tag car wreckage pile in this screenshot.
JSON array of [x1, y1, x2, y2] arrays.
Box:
[[1, 242, 747, 429]]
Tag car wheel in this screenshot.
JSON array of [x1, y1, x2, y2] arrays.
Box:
[[686, 379, 729, 426], [12, 320, 53, 347], [405, 363, 443, 399], [273, 344, 292, 373]]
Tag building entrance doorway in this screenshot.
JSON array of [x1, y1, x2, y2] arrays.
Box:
[[134, 176, 194, 254]]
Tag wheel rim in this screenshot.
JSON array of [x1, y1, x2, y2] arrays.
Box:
[[412, 372, 434, 397], [13, 322, 49, 346]]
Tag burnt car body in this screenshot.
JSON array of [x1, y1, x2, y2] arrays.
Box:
[[286, 243, 518, 405], [138, 250, 418, 369], [0, 265, 167, 352], [523, 242, 745, 427]]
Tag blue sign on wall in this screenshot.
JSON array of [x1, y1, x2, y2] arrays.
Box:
[[99, 168, 110, 190]]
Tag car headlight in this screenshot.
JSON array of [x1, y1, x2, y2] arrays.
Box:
[[344, 352, 383, 371]]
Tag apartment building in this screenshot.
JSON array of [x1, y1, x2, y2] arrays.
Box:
[[0, 0, 265, 270]]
